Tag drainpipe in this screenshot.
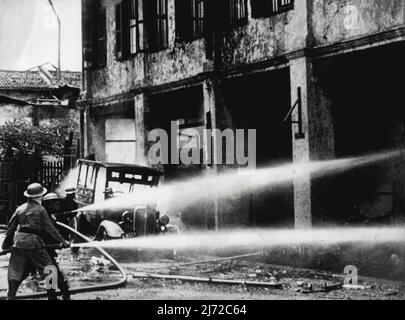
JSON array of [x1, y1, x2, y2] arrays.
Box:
[[48, 0, 61, 80], [77, 105, 85, 159]]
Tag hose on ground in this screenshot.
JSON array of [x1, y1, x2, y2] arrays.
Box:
[[130, 272, 282, 289], [0, 222, 127, 300]]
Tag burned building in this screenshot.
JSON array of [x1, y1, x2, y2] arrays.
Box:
[[79, 0, 405, 229]]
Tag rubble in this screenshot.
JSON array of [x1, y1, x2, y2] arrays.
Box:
[[91, 256, 112, 267], [343, 284, 372, 290], [0, 231, 404, 300]]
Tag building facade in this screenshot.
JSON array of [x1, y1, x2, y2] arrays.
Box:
[[79, 0, 405, 229]]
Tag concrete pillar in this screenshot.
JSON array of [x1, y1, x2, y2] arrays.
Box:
[[289, 57, 335, 229], [203, 79, 217, 166], [203, 79, 219, 230], [134, 93, 149, 166]]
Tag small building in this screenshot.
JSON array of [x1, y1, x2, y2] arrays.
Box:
[[0, 68, 82, 126], [79, 0, 405, 229]]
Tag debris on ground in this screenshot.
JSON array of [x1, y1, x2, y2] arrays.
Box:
[[343, 284, 372, 290], [1, 230, 404, 300], [91, 256, 112, 267]]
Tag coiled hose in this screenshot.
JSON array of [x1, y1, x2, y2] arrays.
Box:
[[0, 222, 127, 300]]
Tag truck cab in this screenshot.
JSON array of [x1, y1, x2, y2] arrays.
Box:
[[72, 160, 176, 242]]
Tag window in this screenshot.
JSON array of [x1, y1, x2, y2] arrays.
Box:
[[129, 0, 148, 54], [84, 2, 106, 69], [157, 0, 169, 49], [175, 0, 206, 42], [228, 0, 247, 27], [251, 0, 294, 19], [105, 119, 136, 165], [192, 0, 205, 38], [129, 0, 137, 53], [116, 0, 168, 56], [96, 8, 107, 67], [151, 0, 169, 51], [215, 0, 247, 30]]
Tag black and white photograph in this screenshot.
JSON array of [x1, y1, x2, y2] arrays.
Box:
[[0, 0, 405, 307]]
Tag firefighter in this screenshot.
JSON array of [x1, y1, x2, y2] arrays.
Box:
[[42, 192, 71, 300], [43, 193, 61, 218], [62, 187, 78, 213], [1, 183, 70, 300]]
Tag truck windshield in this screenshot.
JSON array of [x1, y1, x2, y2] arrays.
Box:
[[94, 167, 107, 203], [78, 164, 88, 186]]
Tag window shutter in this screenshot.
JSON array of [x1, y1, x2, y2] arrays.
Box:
[[115, 3, 123, 59], [122, 0, 131, 58], [83, 13, 93, 69], [98, 9, 107, 67], [92, 8, 99, 68]]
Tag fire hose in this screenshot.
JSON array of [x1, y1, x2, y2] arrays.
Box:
[[0, 222, 127, 300]]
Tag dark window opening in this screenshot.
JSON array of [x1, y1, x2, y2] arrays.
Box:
[[175, 0, 206, 42], [251, 0, 294, 19]]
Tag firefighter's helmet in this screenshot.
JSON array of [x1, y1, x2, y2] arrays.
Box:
[[43, 193, 60, 202]]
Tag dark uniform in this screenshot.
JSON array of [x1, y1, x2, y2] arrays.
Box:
[[2, 186, 69, 300], [43, 193, 71, 300], [62, 188, 78, 213]]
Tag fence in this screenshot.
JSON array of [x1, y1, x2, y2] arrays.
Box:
[[0, 161, 29, 224], [0, 156, 76, 223], [40, 158, 64, 191]]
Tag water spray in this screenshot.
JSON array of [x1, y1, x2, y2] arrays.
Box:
[[73, 149, 404, 214], [71, 227, 405, 252]]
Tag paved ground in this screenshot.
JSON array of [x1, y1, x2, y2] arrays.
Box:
[[1, 231, 405, 300]]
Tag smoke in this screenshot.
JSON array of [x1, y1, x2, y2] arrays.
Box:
[[73, 227, 405, 251], [74, 149, 404, 214], [56, 167, 79, 198]]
